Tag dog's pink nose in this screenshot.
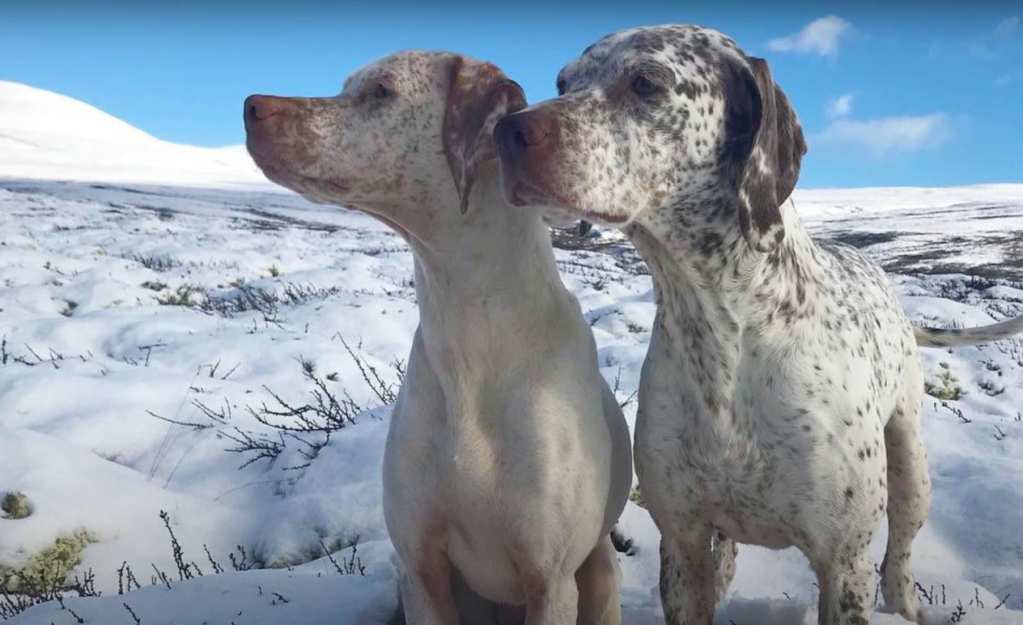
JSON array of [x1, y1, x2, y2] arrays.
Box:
[[244, 95, 293, 128]]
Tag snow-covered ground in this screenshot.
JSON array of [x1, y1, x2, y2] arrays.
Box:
[[1, 81, 1023, 625]]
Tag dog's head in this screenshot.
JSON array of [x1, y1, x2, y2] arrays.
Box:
[[494, 24, 806, 254], [244, 51, 526, 229]]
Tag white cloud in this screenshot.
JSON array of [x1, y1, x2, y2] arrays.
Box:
[[766, 16, 854, 58], [967, 41, 999, 60], [811, 113, 955, 157], [825, 94, 854, 119], [994, 16, 1019, 37], [996, 68, 1023, 86], [967, 16, 1019, 59]]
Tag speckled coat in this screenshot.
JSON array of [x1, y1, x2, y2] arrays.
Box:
[[494, 24, 935, 625]]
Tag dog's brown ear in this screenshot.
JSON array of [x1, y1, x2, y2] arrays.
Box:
[[443, 56, 527, 215], [728, 56, 807, 253]]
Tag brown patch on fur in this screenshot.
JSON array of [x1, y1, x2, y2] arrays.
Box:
[[734, 56, 807, 253], [442, 56, 527, 215]]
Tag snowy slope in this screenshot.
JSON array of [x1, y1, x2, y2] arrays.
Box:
[[0, 81, 268, 189], [1, 82, 1023, 625], [793, 184, 1023, 218]]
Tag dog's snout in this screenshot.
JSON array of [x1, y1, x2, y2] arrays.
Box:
[[243, 95, 293, 129], [494, 109, 564, 207], [495, 111, 558, 158]]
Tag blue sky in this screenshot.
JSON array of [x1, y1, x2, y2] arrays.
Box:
[[1, 1, 1021, 189]]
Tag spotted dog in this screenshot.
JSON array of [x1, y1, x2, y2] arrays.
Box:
[[244, 51, 632, 625], [494, 23, 1023, 625]]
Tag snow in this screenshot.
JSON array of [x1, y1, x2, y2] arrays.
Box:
[[2, 80, 1023, 625], [0, 81, 267, 189]]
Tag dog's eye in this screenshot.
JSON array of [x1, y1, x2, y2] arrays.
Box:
[[373, 83, 392, 99], [632, 75, 659, 97]]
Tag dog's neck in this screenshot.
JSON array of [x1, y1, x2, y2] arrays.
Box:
[[402, 163, 578, 392], [627, 197, 826, 410]]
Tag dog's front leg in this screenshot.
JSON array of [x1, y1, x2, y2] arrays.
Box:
[[523, 574, 579, 625], [812, 542, 875, 625], [659, 524, 716, 625], [575, 535, 622, 625], [399, 554, 460, 625], [711, 530, 739, 603]]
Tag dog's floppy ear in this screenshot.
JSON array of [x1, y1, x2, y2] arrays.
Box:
[[725, 56, 807, 253], [443, 56, 527, 216]]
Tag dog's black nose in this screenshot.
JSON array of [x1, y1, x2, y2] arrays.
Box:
[[494, 110, 558, 158]]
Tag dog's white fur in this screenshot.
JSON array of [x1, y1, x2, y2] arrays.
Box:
[[243, 50, 632, 625], [494, 24, 1023, 625]]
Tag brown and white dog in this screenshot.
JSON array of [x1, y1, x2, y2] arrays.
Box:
[[244, 50, 632, 625]]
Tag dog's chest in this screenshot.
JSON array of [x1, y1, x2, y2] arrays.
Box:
[[635, 314, 898, 544], [638, 400, 800, 547], [386, 373, 609, 593], [432, 416, 604, 603]]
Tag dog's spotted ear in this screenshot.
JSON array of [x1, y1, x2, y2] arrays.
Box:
[[726, 56, 807, 253], [443, 56, 527, 216]]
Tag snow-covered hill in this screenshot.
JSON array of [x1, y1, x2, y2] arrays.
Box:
[[0, 81, 268, 189], [1, 81, 1022, 625]]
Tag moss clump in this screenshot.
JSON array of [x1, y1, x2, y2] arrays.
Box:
[[0, 530, 97, 595], [629, 486, 646, 509], [1, 491, 32, 520], [924, 362, 965, 401]]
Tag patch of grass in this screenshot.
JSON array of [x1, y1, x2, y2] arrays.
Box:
[[51, 224, 86, 233], [0, 507, 334, 619], [318, 539, 366, 576], [128, 253, 182, 272], [253, 536, 365, 573], [1, 492, 32, 520], [201, 282, 343, 318], [924, 362, 965, 401], [267, 264, 281, 278], [977, 379, 1006, 397], [140, 280, 166, 292], [156, 284, 203, 308], [146, 509, 365, 589], [157, 339, 404, 473], [196, 355, 375, 471], [214, 277, 249, 290]]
